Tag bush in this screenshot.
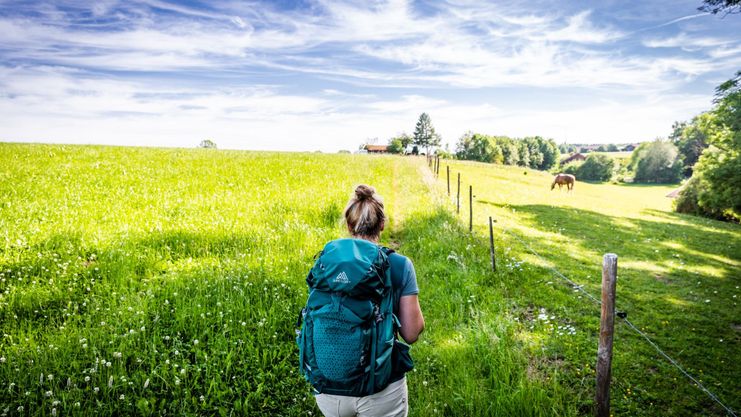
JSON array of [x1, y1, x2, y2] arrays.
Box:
[[674, 176, 702, 216], [630, 140, 683, 183], [562, 162, 580, 176], [576, 154, 614, 182]]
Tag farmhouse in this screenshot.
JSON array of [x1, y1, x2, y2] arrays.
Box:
[[365, 145, 389, 153], [561, 152, 586, 165]]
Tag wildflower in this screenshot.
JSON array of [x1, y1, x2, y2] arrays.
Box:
[[106, 362, 112, 368], [45, 390, 53, 397], [113, 352, 122, 359], [94, 387, 99, 393], [180, 368, 186, 375], [0, 357, 5, 363], [193, 339, 199, 345], [84, 376, 90, 382], [108, 376, 113, 388], [119, 394, 125, 400], [52, 408, 57, 416], [200, 395, 205, 402], [175, 377, 181, 386], [74, 402, 80, 407], [16, 407, 23, 413], [140, 326, 145, 332], [144, 378, 150, 389]]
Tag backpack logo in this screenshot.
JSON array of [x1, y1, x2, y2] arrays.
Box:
[[333, 271, 350, 284]]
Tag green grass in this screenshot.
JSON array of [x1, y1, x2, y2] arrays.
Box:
[[1, 144, 574, 416], [2, 144, 738, 416], [437, 159, 740, 416]]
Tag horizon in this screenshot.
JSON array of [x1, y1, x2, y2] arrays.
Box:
[[1, 0, 739, 152]]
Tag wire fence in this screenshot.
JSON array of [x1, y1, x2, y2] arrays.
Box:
[[437, 162, 738, 417]]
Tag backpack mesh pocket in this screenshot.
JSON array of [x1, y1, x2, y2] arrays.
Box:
[[312, 315, 365, 382]]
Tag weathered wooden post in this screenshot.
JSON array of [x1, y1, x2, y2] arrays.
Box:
[[456, 173, 461, 214], [489, 216, 496, 271], [596, 253, 618, 417], [469, 185, 473, 232], [446, 166, 450, 196]]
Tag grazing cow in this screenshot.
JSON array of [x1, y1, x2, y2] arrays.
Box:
[[551, 173, 575, 191]]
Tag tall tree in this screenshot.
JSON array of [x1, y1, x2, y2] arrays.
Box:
[[413, 113, 441, 154], [682, 71, 741, 220]]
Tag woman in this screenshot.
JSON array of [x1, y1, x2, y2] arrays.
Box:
[[314, 184, 425, 417]]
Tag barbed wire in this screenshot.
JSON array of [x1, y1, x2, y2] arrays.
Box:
[[497, 223, 738, 417]]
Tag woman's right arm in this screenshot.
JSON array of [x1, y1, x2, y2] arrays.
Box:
[[398, 295, 424, 344]]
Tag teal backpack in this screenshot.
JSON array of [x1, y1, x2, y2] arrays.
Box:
[[296, 238, 401, 396]]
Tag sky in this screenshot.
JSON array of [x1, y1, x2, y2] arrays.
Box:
[[0, 0, 740, 152]]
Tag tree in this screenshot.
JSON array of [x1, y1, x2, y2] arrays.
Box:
[[607, 144, 619, 152], [677, 71, 741, 220], [413, 113, 441, 155], [698, 0, 741, 14], [670, 114, 710, 176], [199, 139, 217, 149], [387, 137, 405, 154], [596, 144, 608, 152], [537, 137, 560, 170], [576, 154, 615, 182], [455, 132, 500, 163], [517, 141, 530, 167], [630, 140, 683, 183]]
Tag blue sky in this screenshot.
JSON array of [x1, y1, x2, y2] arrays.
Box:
[[0, 0, 739, 151]]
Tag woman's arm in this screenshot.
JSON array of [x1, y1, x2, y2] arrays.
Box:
[[398, 295, 424, 344]]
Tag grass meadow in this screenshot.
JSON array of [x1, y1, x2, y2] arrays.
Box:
[[436, 159, 740, 416], [1, 143, 738, 416]]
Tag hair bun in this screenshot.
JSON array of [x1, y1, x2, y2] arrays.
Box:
[[355, 184, 375, 200]]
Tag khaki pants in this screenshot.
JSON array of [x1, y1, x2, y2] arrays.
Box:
[[315, 377, 408, 417]]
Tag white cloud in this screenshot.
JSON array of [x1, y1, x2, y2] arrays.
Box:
[[0, 0, 733, 151]]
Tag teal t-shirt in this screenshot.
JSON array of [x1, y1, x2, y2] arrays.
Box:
[[388, 252, 419, 316]]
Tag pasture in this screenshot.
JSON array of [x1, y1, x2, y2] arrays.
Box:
[[0, 143, 738, 416], [438, 159, 740, 416]]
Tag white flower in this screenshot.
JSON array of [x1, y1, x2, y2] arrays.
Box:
[[144, 378, 150, 389], [193, 339, 199, 345], [94, 387, 100, 393], [45, 390, 53, 397], [200, 395, 205, 402], [52, 408, 57, 416], [0, 357, 5, 363], [113, 352, 122, 359], [84, 376, 90, 382], [108, 376, 113, 388], [16, 406, 23, 413], [119, 394, 125, 400], [180, 368, 186, 375], [106, 362, 112, 368], [175, 377, 181, 386]]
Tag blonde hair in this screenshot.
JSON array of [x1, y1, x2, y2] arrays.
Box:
[[344, 185, 385, 238]]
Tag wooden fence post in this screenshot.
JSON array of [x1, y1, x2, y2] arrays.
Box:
[[596, 253, 618, 417], [446, 166, 450, 196], [489, 216, 496, 272], [456, 173, 461, 214], [469, 185, 473, 232]]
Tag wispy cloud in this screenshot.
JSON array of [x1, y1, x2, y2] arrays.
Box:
[[0, 0, 737, 150]]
